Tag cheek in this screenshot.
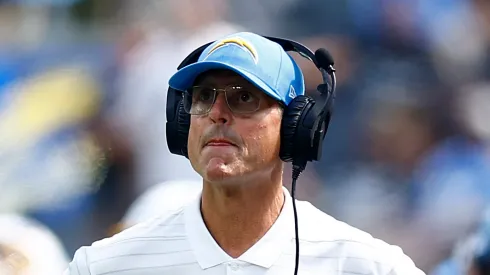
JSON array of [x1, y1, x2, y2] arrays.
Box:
[[243, 117, 282, 159]]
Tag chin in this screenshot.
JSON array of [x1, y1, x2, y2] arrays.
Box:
[[203, 164, 235, 183], [201, 158, 245, 184]]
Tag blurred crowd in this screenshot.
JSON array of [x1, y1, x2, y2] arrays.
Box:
[[1, 0, 490, 274]]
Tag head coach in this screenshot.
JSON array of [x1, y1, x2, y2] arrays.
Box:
[[64, 32, 425, 275]]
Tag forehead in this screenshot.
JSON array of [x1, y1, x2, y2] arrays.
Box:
[[193, 69, 253, 87]]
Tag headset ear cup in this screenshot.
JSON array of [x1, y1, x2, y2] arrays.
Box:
[[176, 101, 191, 158], [280, 95, 314, 162]]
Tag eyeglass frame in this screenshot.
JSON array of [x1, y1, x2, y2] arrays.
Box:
[[182, 84, 272, 115]]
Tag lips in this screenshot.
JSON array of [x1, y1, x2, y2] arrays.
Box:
[[204, 139, 236, 147]]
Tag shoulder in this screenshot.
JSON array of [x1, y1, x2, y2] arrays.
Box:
[[65, 207, 189, 275], [295, 201, 426, 275]]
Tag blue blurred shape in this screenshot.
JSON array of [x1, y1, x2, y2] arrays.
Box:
[[1, 0, 81, 6]]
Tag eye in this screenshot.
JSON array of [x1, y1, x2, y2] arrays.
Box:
[[232, 88, 260, 104], [238, 90, 254, 103], [199, 90, 213, 101], [193, 87, 215, 102], [227, 86, 260, 109]]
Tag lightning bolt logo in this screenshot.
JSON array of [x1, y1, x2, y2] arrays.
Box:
[[205, 37, 259, 64]]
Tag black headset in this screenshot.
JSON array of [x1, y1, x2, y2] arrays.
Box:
[[166, 35, 337, 171]]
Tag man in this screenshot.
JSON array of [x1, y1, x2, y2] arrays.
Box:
[[64, 32, 425, 274]]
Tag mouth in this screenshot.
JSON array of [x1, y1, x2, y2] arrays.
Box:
[[204, 139, 237, 147]]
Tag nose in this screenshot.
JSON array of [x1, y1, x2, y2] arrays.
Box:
[[208, 92, 231, 124]]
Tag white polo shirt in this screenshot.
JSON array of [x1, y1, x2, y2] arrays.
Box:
[[64, 187, 425, 274]]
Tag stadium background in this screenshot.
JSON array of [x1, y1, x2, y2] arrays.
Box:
[[1, 0, 490, 273]]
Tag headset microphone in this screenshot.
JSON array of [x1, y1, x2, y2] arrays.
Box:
[[315, 48, 335, 71], [290, 48, 336, 173]]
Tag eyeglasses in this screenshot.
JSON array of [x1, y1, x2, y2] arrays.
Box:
[[183, 85, 262, 115]]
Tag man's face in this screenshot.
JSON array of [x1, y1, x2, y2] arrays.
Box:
[[187, 70, 283, 184]]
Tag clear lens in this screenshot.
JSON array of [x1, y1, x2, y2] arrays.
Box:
[[184, 85, 261, 115], [184, 86, 216, 115]]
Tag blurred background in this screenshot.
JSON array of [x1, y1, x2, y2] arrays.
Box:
[[1, 0, 490, 274]]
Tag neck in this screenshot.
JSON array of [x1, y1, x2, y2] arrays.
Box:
[[200, 170, 285, 258]]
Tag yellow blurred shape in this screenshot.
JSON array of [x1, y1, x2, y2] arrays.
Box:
[[0, 66, 101, 149]]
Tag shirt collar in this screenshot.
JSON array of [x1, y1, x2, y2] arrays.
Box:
[[184, 191, 231, 269], [239, 186, 295, 268], [184, 186, 295, 269]]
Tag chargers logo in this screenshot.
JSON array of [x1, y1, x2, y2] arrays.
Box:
[[205, 37, 259, 64], [289, 85, 297, 98]]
